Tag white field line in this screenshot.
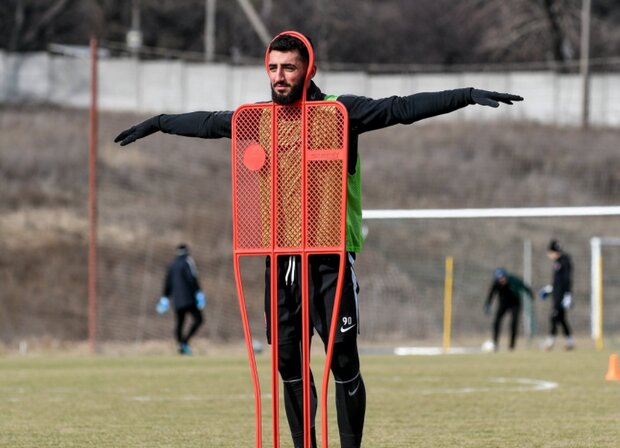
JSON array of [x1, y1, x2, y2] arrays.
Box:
[[394, 346, 477, 356], [6, 378, 557, 403], [416, 377, 559, 394]]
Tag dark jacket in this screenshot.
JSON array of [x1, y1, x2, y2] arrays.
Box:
[[163, 255, 201, 310], [152, 81, 476, 175], [552, 253, 572, 306], [486, 274, 533, 308]]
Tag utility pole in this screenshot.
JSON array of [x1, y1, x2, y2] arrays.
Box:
[[88, 36, 99, 354], [580, 0, 591, 129], [235, 0, 271, 47], [127, 0, 143, 58], [205, 0, 216, 62]]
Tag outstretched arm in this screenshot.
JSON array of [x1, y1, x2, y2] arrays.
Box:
[[114, 111, 233, 146], [339, 88, 523, 134]]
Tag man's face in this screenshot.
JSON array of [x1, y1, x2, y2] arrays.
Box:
[[268, 50, 309, 105], [547, 250, 559, 260], [498, 276, 507, 285]]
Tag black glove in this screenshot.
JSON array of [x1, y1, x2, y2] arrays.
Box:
[[470, 89, 523, 108], [114, 116, 161, 146]]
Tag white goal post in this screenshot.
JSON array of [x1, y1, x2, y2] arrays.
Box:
[[590, 237, 620, 346], [363, 206, 620, 346], [363, 206, 620, 220]]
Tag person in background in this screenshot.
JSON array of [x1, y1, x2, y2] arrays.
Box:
[[539, 239, 574, 351], [484, 267, 533, 351], [156, 243, 205, 355]]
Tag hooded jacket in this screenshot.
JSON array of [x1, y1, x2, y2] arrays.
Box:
[[163, 254, 201, 310]]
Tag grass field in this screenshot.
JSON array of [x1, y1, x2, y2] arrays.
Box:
[[1, 346, 619, 447]]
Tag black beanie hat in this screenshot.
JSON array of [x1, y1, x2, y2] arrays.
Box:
[[548, 239, 561, 252]]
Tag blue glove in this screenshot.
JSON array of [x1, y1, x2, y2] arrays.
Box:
[[484, 303, 491, 316], [538, 285, 553, 300], [561, 293, 573, 309], [196, 290, 206, 310], [156, 296, 170, 315]]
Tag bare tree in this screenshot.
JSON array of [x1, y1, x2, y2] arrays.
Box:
[[457, 0, 582, 69], [1, 0, 105, 51], [2, 0, 620, 71]]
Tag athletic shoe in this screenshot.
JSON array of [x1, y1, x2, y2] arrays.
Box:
[[542, 337, 555, 351], [565, 337, 575, 351], [178, 343, 193, 355]]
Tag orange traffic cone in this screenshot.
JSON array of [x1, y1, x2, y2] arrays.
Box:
[[605, 353, 620, 381]]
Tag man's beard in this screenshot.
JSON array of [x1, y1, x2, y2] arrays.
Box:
[[271, 80, 305, 105]]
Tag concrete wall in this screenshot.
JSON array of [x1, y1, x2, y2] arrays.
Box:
[[2, 50, 620, 126]]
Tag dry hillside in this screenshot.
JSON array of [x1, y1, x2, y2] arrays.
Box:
[[1, 104, 619, 346]]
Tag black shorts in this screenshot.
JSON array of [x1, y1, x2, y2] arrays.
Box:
[[264, 253, 360, 345]]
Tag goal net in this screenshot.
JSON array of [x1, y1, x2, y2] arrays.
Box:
[[356, 207, 620, 349]]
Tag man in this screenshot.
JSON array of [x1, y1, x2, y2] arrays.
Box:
[[484, 267, 533, 351], [157, 243, 205, 355], [540, 239, 574, 351], [116, 32, 523, 448]]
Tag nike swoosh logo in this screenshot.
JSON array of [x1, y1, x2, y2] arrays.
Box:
[[348, 383, 360, 396], [340, 324, 356, 333]]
